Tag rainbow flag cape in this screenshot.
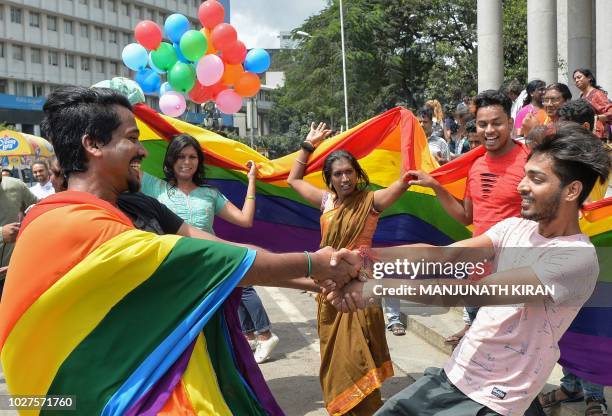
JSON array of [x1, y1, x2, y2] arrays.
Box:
[[0, 191, 283, 415], [133, 104, 612, 386]]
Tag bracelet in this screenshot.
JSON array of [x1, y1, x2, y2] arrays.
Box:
[[301, 141, 315, 153], [246, 195, 256, 200], [304, 251, 312, 278], [295, 159, 307, 166]]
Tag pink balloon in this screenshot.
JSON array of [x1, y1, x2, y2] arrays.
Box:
[[215, 89, 243, 114], [196, 54, 224, 86], [159, 91, 186, 117]]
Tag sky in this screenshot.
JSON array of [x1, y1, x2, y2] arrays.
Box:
[[230, 0, 328, 49]]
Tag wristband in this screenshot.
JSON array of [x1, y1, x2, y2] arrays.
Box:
[[304, 251, 312, 278], [301, 141, 315, 153], [246, 195, 255, 200]]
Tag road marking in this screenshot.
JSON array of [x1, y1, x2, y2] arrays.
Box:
[[259, 287, 320, 353]]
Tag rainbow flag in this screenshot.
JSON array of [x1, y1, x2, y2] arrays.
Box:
[[0, 191, 283, 415], [133, 104, 612, 386]]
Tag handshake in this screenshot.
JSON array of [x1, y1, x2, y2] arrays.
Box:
[[308, 246, 373, 313]]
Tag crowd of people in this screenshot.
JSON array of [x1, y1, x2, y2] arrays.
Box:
[[0, 65, 610, 416]]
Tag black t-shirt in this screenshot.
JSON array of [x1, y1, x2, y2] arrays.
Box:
[[117, 192, 183, 235]]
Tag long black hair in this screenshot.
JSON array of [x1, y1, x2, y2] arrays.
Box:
[[163, 134, 207, 186], [573, 68, 607, 93], [322, 150, 369, 195], [523, 79, 546, 107]]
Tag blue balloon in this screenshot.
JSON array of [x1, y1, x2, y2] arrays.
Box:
[[164, 14, 190, 44], [173, 43, 191, 63], [122, 43, 148, 72], [159, 81, 174, 96], [244, 48, 271, 74], [148, 52, 166, 74], [135, 68, 161, 94]]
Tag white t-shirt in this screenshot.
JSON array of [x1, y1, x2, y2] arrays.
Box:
[[444, 218, 599, 416], [29, 181, 54, 199]]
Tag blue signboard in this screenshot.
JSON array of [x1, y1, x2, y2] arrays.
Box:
[[0, 94, 46, 111], [0, 136, 19, 151]]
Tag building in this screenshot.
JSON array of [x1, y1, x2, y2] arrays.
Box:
[[477, 0, 611, 95], [0, 0, 231, 134]]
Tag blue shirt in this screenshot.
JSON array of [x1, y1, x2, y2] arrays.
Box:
[[141, 172, 228, 234]]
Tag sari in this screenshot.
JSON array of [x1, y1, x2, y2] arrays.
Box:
[[317, 190, 393, 415]]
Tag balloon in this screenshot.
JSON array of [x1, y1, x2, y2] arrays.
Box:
[[150, 42, 178, 71], [134, 20, 162, 50], [168, 62, 196, 93], [222, 40, 247, 65], [209, 81, 227, 99], [173, 42, 190, 63], [148, 52, 166, 74], [179, 30, 208, 62], [135, 68, 161, 93], [221, 64, 244, 86], [200, 28, 218, 55], [244, 48, 271, 73], [159, 91, 187, 117], [164, 14, 190, 44], [198, 0, 225, 29], [196, 54, 224, 86], [159, 81, 174, 96], [215, 89, 243, 114], [234, 72, 261, 97], [211, 23, 237, 52], [122, 43, 148, 71], [189, 82, 214, 104]]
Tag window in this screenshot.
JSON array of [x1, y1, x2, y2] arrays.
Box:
[[64, 20, 74, 35], [10, 7, 22, 24], [81, 56, 90, 71], [31, 48, 41, 64], [147, 9, 154, 20], [0, 79, 7, 94], [14, 81, 26, 96], [0, 7, 3, 20], [109, 0, 117, 12], [95, 26, 103, 41], [109, 30, 117, 44], [12, 45, 23, 61], [47, 16, 57, 31], [79, 0, 88, 4], [135, 6, 143, 20], [123, 33, 130, 45], [65, 54, 75, 68], [94, 0, 102, 8], [29, 12, 40, 28], [121, 2, 129, 15], [48, 51, 58, 66], [96, 59, 104, 73], [110, 62, 118, 74], [0, 43, 4, 58], [32, 83, 43, 97], [80, 23, 89, 38]]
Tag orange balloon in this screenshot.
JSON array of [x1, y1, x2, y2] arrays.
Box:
[[200, 28, 217, 55], [234, 72, 261, 97], [221, 64, 244, 86]]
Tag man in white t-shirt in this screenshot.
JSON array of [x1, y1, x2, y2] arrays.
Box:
[[29, 160, 55, 199], [326, 123, 610, 416]]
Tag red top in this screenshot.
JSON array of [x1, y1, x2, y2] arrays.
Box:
[[464, 142, 529, 236], [583, 88, 612, 139]]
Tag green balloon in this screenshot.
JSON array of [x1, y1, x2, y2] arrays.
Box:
[[167, 62, 196, 93], [151, 42, 178, 71], [179, 30, 208, 62]]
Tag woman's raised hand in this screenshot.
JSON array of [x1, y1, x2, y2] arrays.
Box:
[[305, 122, 332, 147], [246, 160, 258, 179]]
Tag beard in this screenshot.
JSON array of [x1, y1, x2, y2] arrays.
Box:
[[521, 189, 562, 224]]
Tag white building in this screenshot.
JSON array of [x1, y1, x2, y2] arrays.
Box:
[[0, 0, 231, 134]]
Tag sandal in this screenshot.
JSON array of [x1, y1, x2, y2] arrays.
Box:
[[539, 386, 584, 408], [389, 323, 406, 336], [444, 324, 470, 346], [585, 399, 608, 416]]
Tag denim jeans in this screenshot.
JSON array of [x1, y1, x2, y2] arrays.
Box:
[[561, 368, 605, 401], [238, 286, 271, 334], [384, 297, 403, 328], [464, 306, 480, 324]]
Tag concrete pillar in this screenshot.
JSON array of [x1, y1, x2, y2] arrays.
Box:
[[596, 0, 612, 92], [567, 0, 593, 97], [556, 0, 568, 84], [477, 0, 503, 91], [527, 0, 557, 84]]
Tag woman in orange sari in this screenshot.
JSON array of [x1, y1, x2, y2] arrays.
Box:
[[288, 122, 410, 415]]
